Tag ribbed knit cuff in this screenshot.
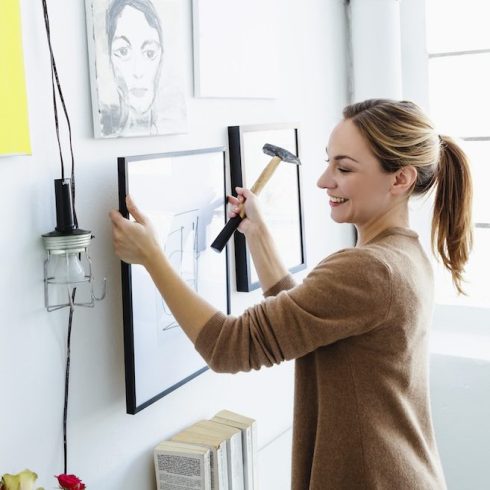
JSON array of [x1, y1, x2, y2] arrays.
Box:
[[194, 311, 228, 359], [263, 274, 296, 297]]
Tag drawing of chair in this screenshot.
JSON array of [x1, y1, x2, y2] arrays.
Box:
[[159, 209, 200, 332]]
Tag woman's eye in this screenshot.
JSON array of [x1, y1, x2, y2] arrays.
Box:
[[325, 159, 350, 173], [143, 44, 161, 60], [114, 46, 130, 58]]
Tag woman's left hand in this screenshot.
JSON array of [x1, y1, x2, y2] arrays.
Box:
[[109, 195, 161, 266]]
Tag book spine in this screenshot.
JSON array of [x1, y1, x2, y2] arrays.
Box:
[[229, 432, 245, 490], [243, 427, 253, 490], [251, 423, 258, 490], [209, 448, 218, 490], [204, 450, 212, 490], [154, 451, 207, 490], [218, 444, 229, 490]]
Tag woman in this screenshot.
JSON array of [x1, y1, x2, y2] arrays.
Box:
[[102, 0, 164, 137], [110, 99, 472, 489]]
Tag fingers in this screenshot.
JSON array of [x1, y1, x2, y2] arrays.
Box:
[[110, 217, 124, 258], [227, 187, 257, 220], [227, 195, 240, 206], [126, 195, 146, 224], [228, 206, 242, 218], [227, 193, 243, 218], [109, 209, 125, 227], [227, 203, 241, 217], [235, 186, 255, 199], [109, 208, 134, 251], [230, 187, 255, 200]]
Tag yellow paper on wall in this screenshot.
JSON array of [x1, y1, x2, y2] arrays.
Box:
[[0, 0, 31, 156]]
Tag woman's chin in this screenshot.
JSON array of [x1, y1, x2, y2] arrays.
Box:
[[330, 212, 347, 224]]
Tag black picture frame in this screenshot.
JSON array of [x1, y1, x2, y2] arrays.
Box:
[[118, 148, 230, 414], [228, 123, 306, 292]]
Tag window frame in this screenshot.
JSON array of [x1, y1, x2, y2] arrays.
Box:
[[426, 24, 490, 307]]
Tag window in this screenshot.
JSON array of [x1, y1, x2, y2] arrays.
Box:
[[426, 0, 490, 307]]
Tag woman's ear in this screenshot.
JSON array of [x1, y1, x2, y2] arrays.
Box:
[[391, 166, 417, 196]]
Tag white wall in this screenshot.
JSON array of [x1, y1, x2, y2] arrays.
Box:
[[0, 0, 351, 488]]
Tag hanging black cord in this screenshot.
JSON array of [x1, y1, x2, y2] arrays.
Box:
[[41, 0, 80, 473], [45, 15, 64, 179], [63, 288, 77, 474], [41, 0, 78, 227]]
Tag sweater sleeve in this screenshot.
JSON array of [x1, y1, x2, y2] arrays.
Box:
[[195, 248, 393, 373], [262, 274, 297, 297]]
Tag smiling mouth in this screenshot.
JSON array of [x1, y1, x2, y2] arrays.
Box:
[[329, 196, 349, 203]]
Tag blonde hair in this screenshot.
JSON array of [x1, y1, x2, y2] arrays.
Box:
[[343, 99, 473, 294]]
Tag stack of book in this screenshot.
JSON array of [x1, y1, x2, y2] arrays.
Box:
[[154, 410, 258, 490]]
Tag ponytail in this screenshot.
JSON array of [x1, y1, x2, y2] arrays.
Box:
[[343, 99, 473, 294], [432, 136, 473, 294]]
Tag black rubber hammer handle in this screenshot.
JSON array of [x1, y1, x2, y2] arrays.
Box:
[[210, 215, 244, 252]]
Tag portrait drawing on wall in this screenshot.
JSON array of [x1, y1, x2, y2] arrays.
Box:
[[85, 0, 187, 138]]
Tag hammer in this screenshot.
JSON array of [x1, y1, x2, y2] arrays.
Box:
[[211, 143, 301, 252]]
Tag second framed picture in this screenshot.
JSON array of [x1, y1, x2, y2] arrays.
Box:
[[228, 123, 306, 292]]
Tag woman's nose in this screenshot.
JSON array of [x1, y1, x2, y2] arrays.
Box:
[[316, 165, 335, 189], [132, 54, 145, 79]]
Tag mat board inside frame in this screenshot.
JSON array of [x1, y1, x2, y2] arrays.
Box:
[[118, 147, 229, 414]]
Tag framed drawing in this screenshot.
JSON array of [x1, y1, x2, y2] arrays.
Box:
[[85, 0, 187, 138], [228, 123, 306, 292], [118, 148, 229, 414], [192, 0, 278, 98]]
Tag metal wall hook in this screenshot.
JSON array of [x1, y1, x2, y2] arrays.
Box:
[[92, 277, 107, 302]]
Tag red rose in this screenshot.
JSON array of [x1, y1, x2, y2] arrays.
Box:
[[56, 474, 86, 490]]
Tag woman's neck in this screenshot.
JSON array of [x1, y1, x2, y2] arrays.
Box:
[[355, 202, 410, 246]]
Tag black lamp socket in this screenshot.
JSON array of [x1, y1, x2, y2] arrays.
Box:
[[54, 178, 76, 233]]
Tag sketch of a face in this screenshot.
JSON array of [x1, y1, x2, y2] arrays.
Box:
[[108, 2, 163, 116]]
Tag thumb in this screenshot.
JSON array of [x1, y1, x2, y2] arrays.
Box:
[[126, 195, 146, 224], [236, 187, 255, 199]]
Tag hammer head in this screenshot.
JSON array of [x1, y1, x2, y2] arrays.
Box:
[[263, 143, 301, 165]]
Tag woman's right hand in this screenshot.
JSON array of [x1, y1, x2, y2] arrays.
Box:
[[109, 195, 161, 267], [227, 187, 265, 236]]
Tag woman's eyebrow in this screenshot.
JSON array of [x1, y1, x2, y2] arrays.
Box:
[[325, 149, 359, 163], [334, 155, 359, 163], [113, 35, 130, 45], [141, 40, 161, 49]]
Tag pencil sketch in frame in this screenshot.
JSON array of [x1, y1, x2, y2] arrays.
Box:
[[85, 0, 187, 138], [118, 148, 229, 414], [229, 123, 306, 292], [192, 0, 279, 98]]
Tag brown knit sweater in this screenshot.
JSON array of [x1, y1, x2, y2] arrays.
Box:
[[195, 227, 447, 489]]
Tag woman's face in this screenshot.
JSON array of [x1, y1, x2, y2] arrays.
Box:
[[317, 118, 397, 227], [110, 5, 162, 115]]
